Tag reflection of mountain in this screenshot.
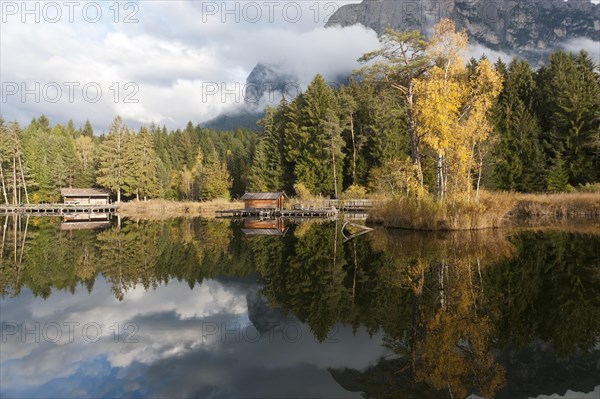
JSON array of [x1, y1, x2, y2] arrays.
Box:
[[2, 216, 599, 398], [495, 341, 600, 399], [246, 289, 293, 334], [331, 341, 600, 399]]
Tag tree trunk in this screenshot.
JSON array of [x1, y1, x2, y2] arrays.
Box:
[[476, 145, 484, 203], [467, 142, 476, 203], [17, 154, 29, 205], [407, 89, 424, 190], [1, 216, 8, 261], [350, 117, 357, 185], [117, 189, 121, 203], [12, 157, 17, 205], [0, 162, 8, 205], [436, 153, 444, 201], [332, 131, 338, 199]]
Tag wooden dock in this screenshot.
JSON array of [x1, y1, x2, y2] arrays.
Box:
[[0, 204, 119, 215], [216, 208, 339, 219]]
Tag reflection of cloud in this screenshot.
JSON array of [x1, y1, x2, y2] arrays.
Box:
[[1, 277, 385, 398]]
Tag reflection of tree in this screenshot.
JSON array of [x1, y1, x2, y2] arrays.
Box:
[[0, 217, 252, 301], [485, 231, 600, 357], [1, 216, 99, 298], [2, 216, 599, 398], [98, 219, 241, 300], [257, 221, 348, 342], [0, 215, 29, 296], [378, 230, 511, 398], [331, 229, 600, 398]]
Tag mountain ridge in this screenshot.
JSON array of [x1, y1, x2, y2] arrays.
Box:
[[326, 0, 600, 60]]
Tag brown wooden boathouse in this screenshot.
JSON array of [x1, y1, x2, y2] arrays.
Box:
[[241, 192, 287, 211], [61, 188, 111, 205]]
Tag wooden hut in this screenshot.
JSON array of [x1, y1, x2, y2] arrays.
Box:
[[241, 218, 288, 236], [61, 188, 110, 205], [241, 192, 287, 211]]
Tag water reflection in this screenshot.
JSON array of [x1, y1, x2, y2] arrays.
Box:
[[1, 216, 599, 398]]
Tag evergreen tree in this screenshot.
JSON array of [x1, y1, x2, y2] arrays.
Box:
[[537, 50, 600, 185], [96, 116, 129, 202], [74, 135, 96, 187], [198, 146, 232, 200], [493, 58, 546, 192], [123, 127, 160, 200], [81, 119, 94, 137], [546, 152, 570, 192], [285, 74, 344, 197], [248, 106, 285, 191], [358, 28, 431, 188]]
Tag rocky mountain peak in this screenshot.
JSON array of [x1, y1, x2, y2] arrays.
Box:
[[326, 0, 600, 60]]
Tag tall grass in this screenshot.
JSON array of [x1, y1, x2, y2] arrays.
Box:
[[371, 191, 600, 231], [118, 199, 243, 219]]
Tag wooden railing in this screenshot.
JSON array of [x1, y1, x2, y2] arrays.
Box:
[[0, 203, 119, 215], [291, 199, 378, 211]]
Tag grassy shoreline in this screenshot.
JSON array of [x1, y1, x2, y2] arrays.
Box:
[[117, 199, 243, 219], [368, 192, 600, 231], [115, 192, 600, 231]]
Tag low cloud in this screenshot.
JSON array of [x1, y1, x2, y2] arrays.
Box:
[[0, 1, 370, 132]]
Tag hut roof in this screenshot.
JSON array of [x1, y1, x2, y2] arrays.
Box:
[[61, 188, 110, 197], [241, 192, 286, 200], [241, 229, 288, 236]]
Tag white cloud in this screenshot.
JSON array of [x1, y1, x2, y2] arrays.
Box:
[[0, 277, 385, 397], [1, 0, 597, 132], [0, 1, 368, 132]]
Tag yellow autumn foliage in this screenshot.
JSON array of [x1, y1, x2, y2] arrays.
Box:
[[414, 19, 503, 202]]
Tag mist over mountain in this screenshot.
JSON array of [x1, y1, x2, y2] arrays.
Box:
[[326, 0, 600, 61], [244, 0, 599, 107]]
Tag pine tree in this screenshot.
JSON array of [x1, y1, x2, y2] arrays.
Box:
[[493, 58, 546, 192], [198, 147, 231, 200], [537, 50, 600, 186], [96, 116, 129, 202], [288, 74, 344, 197], [248, 106, 285, 191], [81, 120, 94, 137], [547, 152, 570, 192], [124, 127, 160, 200], [358, 28, 430, 188], [74, 135, 96, 187]]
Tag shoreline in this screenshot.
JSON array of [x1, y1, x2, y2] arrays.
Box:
[[368, 192, 600, 231], [117, 199, 244, 220], [6, 193, 597, 231]]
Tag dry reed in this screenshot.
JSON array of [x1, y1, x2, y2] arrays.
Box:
[[118, 199, 243, 220], [370, 191, 600, 231]]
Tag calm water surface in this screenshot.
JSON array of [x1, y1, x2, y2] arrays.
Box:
[[1, 216, 599, 399]]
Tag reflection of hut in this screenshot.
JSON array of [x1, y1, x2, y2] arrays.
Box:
[[241, 192, 287, 211], [61, 188, 110, 205], [61, 213, 111, 231], [242, 218, 288, 236]]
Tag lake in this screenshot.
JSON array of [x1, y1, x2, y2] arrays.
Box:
[[1, 216, 599, 399]]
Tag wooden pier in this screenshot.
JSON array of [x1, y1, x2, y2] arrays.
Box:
[[0, 204, 119, 215], [216, 208, 339, 219], [217, 197, 378, 219]]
